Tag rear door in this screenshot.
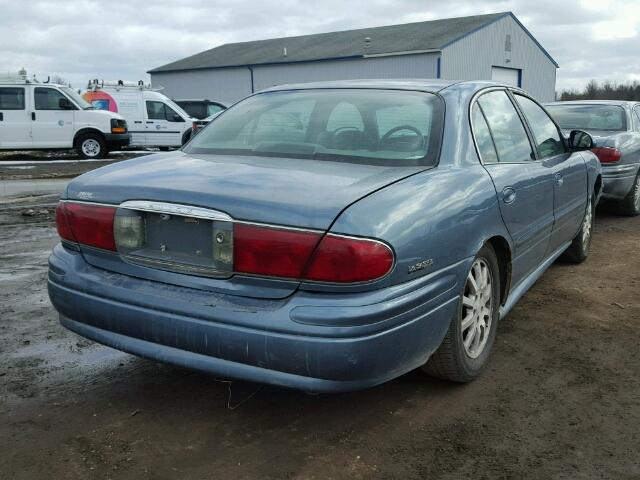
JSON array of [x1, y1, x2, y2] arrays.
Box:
[[0, 86, 32, 148], [513, 93, 587, 253], [472, 89, 554, 286], [31, 87, 75, 147], [145, 100, 185, 146]]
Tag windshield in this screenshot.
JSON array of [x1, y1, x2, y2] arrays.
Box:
[[61, 87, 93, 110], [546, 104, 627, 131], [184, 89, 444, 166]]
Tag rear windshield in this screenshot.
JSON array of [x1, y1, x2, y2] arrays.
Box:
[[184, 89, 444, 166], [546, 104, 627, 131]]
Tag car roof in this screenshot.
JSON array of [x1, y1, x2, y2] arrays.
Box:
[[261, 79, 509, 94], [545, 100, 637, 107]]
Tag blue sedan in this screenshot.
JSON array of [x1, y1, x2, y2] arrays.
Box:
[[48, 80, 602, 392]]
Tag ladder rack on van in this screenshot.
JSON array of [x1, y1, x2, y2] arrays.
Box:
[[0, 69, 51, 85], [87, 79, 161, 91]]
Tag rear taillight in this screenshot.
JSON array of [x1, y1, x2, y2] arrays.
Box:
[[591, 147, 622, 163], [304, 234, 394, 283], [55, 202, 116, 251], [233, 224, 394, 283], [233, 223, 321, 279]]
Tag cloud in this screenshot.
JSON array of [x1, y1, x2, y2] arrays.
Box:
[[0, 0, 637, 93]]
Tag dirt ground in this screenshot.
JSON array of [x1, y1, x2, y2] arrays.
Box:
[[0, 196, 638, 480]]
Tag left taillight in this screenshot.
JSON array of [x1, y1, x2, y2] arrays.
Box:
[[591, 147, 622, 163], [55, 202, 117, 251]]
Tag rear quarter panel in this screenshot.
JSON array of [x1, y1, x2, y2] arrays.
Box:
[[315, 163, 511, 292]]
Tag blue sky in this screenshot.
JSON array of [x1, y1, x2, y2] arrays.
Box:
[[2, 0, 638, 93]]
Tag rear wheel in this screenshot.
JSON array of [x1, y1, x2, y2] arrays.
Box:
[[616, 173, 640, 216], [77, 133, 107, 160], [562, 196, 594, 263], [423, 244, 500, 382]]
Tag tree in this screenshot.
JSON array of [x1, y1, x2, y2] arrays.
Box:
[[558, 80, 640, 101]]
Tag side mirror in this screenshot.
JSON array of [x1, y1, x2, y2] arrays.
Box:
[[59, 97, 73, 110], [568, 130, 594, 150]]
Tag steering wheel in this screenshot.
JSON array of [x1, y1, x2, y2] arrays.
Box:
[[380, 125, 423, 143], [332, 126, 362, 135]]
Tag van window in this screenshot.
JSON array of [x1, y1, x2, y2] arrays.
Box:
[[146, 101, 184, 122], [207, 103, 225, 117], [34, 87, 71, 110], [0, 87, 25, 110]]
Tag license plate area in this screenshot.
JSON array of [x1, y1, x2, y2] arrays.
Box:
[[114, 207, 233, 278]]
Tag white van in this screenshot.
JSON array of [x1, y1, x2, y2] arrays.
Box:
[[83, 80, 194, 149], [0, 71, 129, 159]]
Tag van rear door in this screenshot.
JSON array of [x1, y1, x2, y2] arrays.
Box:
[[0, 85, 32, 148], [144, 100, 186, 147]]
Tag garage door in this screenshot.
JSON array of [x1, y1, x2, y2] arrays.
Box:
[[491, 67, 520, 87]]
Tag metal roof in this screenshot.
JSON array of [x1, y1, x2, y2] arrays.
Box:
[[150, 12, 557, 73]]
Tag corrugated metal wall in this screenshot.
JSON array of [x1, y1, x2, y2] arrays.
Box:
[[441, 15, 556, 102], [151, 53, 438, 104], [150, 68, 252, 105], [252, 54, 439, 92]]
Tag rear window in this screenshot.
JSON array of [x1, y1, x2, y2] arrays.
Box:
[[185, 89, 444, 166], [546, 104, 627, 131]]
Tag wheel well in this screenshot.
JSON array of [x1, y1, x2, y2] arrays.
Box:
[[73, 128, 105, 148], [486, 236, 511, 306], [594, 174, 603, 201]]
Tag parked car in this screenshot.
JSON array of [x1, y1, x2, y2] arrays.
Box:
[[0, 72, 129, 159], [83, 80, 194, 149], [546, 100, 640, 215], [190, 110, 224, 137], [48, 80, 601, 392], [174, 99, 226, 120]]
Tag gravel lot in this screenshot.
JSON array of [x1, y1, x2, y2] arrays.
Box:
[[0, 192, 639, 479]]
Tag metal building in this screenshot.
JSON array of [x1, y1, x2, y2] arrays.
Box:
[[149, 12, 558, 104]]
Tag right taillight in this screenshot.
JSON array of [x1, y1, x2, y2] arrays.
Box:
[[304, 234, 394, 283], [591, 147, 622, 163], [233, 224, 393, 283]]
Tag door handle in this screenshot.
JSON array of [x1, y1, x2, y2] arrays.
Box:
[[146, 121, 154, 124], [554, 173, 564, 186], [502, 186, 516, 204], [134, 120, 142, 124], [31, 112, 36, 121]]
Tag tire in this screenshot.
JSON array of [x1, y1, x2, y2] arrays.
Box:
[[423, 243, 500, 383], [76, 133, 107, 160], [562, 196, 594, 263], [615, 173, 640, 216], [182, 130, 192, 146]]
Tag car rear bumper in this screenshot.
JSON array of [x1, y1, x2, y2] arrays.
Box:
[[104, 132, 131, 149], [48, 244, 465, 392], [601, 163, 639, 200]]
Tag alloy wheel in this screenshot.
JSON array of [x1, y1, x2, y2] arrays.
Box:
[[461, 258, 493, 359], [582, 200, 593, 250], [82, 139, 101, 157]]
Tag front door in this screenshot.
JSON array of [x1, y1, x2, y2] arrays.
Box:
[[472, 90, 555, 286], [512, 93, 588, 253], [0, 86, 32, 148], [31, 87, 75, 148], [145, 100, 185, 147]]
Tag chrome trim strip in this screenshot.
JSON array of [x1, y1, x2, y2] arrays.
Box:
[[119, 200, 233, 221]]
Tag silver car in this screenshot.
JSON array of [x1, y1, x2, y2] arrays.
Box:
[[546, 100, 640, 215]]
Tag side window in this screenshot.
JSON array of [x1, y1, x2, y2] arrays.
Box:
[[634, 106, 640, 131], [478, 90, 535, 163], [514, 94, 565, 158], [146, 101, 166, 120], [34, 87, 69, 110], [326, 102, 364, 132], [471, 103, 498, 163], [206, 103, 225, 117], [0, 87, 25, 110], [164, 105, 183, 122]]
